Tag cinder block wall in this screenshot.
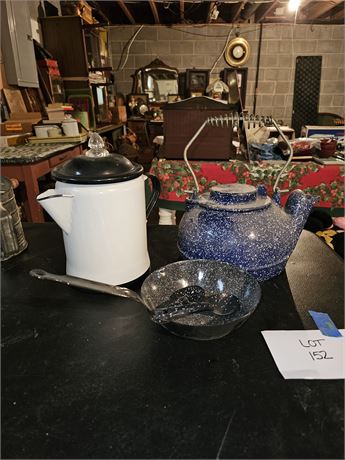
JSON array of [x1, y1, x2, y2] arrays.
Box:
[[109, 24, 344, 126]]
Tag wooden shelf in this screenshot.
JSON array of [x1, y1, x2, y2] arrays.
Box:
[[88, 66, 113, 72], [90, 82, 113, 86]]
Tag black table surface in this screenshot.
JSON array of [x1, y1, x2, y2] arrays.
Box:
[[2, 224, 344, 459]]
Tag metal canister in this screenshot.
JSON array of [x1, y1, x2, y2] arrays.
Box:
[[1, 176, 28, 261]]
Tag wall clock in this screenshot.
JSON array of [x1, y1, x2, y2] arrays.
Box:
[[224, 37, 251, 67]]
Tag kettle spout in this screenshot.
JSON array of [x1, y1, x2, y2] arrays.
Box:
[[285, 189, 319, 228], [37, 190, 73, 234]]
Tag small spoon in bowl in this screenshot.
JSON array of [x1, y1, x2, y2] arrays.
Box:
[[151, 291, 242, 324]]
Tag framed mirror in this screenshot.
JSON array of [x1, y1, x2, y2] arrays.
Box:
[[132, 59, 179, 103]]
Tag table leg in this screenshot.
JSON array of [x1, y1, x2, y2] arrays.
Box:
[[22, 166, 45, 223], [158, 208, 176, 225]]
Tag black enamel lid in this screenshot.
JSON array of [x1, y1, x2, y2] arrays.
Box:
[[51, 154, 144, 184]]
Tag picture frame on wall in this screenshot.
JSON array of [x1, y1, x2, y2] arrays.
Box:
[[222, 67, 248, 110], [186, 69, 210, 97]]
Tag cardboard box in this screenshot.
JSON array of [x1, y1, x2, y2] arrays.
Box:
[[1, 112, 42, 135]]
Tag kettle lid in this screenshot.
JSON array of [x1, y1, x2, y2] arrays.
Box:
[[51, 154, 144, 184], [198, 183, 271, 212]]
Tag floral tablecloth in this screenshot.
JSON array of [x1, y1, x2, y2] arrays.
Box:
[[149, 158, 345, 209]]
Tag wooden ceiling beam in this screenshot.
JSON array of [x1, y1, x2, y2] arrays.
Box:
[[231, 1, 246, 22], [255, 0, 280, 23], [302, 0, 344, 20], [300, 0, 315, 8], [317, 1, 344, 19], [118, 0, 136, 24], [207, 1, 216, 23], [329, 7, 345, 20], [298, 0, 321, 20], [180, 0, 185, 23], [149, 0, 160, 24]]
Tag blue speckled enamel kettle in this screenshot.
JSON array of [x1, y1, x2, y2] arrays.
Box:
[[177, 183, 318, 281], [176, 113, 319, 281]]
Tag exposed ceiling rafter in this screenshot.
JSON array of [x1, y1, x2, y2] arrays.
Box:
[[180, 0, 185, 23], [327, 7, 345, 20], [317, 1, 344, 19], [118, 0, 136, 24], [255, 0, 280, 22], [231, 1, 246, 22], [149, 0, 160, 24], [302, 0, 344, 20], [207, 1, 217, 23], [298, 0, 319, 20], [93, 0, 344, 26]]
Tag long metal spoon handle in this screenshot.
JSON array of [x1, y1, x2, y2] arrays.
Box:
[[29, 269, 143, 305]]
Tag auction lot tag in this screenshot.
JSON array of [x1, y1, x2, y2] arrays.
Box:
[[261, 329, 345, 379]]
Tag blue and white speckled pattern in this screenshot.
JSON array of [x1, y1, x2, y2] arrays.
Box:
[[178, 184, 318, 281], [210, 184, 257, 205], [140, 259, 261, 340]]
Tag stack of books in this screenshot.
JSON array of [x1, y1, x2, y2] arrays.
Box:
[[43, 103, 74, 124]]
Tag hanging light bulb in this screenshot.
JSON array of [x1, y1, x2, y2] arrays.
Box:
[[288, 0, 301, 12]]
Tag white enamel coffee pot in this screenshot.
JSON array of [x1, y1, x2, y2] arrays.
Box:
[[37, 155, 160, 285]]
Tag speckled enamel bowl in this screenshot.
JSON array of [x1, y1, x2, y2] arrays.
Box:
[[141, 259, 261, 341]]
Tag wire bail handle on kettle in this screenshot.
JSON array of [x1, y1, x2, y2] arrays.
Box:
[[183, 112, 294, 194]]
